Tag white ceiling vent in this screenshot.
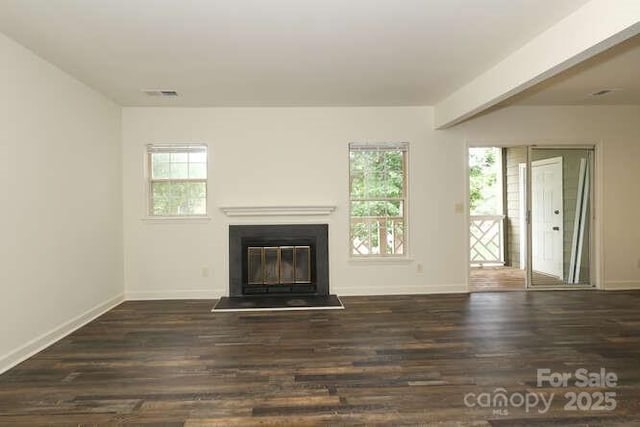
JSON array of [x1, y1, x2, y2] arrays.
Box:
[[143, 89, 179, 97]]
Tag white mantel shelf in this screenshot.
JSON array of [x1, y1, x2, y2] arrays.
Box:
[[219, 205, 336, 217]]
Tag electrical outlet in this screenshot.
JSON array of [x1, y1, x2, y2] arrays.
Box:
[[454, 202, 464, 214], [416, 263, 424, 274], [637, 259, 640, 269], [201, 267, 210, 277]]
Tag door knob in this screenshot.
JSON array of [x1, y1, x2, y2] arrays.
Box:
[[554, 210, 560, 214], [552, 226, 560, 231]]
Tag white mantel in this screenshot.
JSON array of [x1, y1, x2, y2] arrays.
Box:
[[219, 205, 336, 217]]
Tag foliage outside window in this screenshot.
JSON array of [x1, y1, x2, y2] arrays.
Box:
[[469, 147, 501, 215], [349, 142, 407, 256], [147, 144, 207, 216]]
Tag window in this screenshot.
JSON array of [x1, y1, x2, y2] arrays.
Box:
[[147, 144, 207, 217], [349, 142, 408, 256]]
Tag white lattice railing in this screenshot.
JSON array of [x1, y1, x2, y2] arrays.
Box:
[[351, 216, 405, 256], [470, 215, 505, 265]]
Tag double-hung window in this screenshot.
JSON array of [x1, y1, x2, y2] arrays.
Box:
[[349, 142, 408, 257], [147, 144, 208, 217]]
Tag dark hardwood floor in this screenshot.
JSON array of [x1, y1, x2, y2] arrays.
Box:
[[1, 292, 640, 425]]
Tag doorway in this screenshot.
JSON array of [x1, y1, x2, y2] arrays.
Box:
[[468, 145, 595, 292], [469, 146, 526, 291]]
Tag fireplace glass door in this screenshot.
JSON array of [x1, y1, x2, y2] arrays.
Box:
[[247, 246, 311, 285]]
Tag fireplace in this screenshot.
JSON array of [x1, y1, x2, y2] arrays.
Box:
[[229, 224, 329, 297]]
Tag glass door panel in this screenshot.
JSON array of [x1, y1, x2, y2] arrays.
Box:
[[529, 148, 593, 286]]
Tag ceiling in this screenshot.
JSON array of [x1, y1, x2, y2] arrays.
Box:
[[509, 33, 640, 106], [0, 0, 594, 107]]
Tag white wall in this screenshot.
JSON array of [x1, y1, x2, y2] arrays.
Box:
[[122, 107, 468, 298], [0, 33, 123, 373], [122, 105, 640, 298]]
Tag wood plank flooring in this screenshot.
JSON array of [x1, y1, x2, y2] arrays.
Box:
[[1, 292, 640, 425], [470, 267, 593, 291], [470, 266, 525, 291]]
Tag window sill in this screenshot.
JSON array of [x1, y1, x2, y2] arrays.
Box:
[[141, 216, 212, 224], [348, 256, 414, 265]]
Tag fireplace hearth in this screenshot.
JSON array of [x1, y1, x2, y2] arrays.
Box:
[[228, 224, 329, 297]]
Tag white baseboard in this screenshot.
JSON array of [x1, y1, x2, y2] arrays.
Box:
[[125, 289, 223, 300], [0, 293, 125, 375], [334, 283, 468, 296], [604, 281, 640, 290]]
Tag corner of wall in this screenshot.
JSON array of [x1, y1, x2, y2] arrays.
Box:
[[0, 293, 125, 375]]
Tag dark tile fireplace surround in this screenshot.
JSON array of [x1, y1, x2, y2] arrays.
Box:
[[228, 224, 329, 297]]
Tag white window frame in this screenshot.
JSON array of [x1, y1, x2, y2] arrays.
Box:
[[349, 142, 409, 258], [146, 143, 209, 218]]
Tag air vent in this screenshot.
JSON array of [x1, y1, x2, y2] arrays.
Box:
[[589, 88, 619, 97], [143, 90, 179, 97]]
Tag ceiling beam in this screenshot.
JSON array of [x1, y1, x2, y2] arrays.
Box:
[[433, 0, 640, 129]]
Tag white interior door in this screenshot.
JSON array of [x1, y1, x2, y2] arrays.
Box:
[[531, 157, 563, 279]]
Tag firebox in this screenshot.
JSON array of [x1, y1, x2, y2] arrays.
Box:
[[228, 224, 329, 296]]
